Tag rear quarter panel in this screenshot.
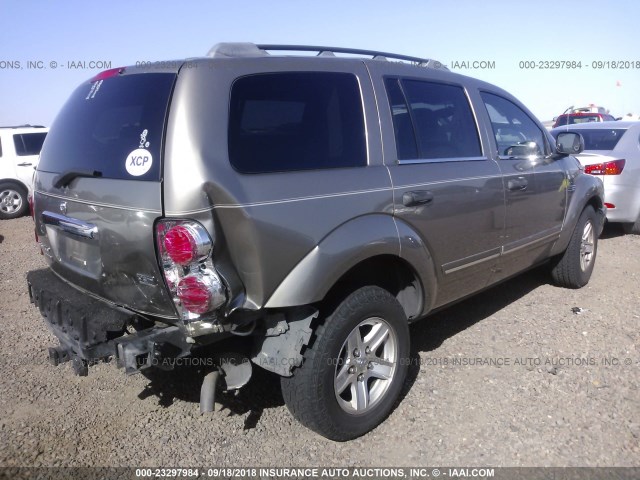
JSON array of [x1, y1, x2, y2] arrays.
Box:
[[163, 58, 392, 310]]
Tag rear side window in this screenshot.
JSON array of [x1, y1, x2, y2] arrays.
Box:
[[555, 129, 627, 150], [385, 78, 481, 160], [228, 72, 366, 173], [38, 73, 175, 181], [13, 132, 47, 156]]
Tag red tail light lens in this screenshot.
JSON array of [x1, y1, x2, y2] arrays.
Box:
[[177, 276, 212, 314], [163, 224, 212, 265], [605, 203, 615, 209], [164, 226, 197, 265], [584, 159, 625, 175]]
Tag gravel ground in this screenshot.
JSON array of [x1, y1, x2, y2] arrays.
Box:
[[0, 216, 638, 467]]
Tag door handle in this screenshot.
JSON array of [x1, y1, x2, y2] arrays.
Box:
[[17, 162, 33, 167], [402, 190, 434, 207], [507, 177, 528, 191]]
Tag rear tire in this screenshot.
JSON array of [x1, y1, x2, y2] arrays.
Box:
[[551, 206, 598, 288], [280, 286, 410, 441], [0, 182, 28, 220]]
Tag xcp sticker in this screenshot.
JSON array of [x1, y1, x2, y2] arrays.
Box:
[[125, 148, 153, 176]]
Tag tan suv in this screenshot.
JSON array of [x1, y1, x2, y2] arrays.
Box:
[[27, 44, 604, 440]]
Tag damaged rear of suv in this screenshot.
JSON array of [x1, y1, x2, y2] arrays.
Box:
[[28, 43, 604, 441]]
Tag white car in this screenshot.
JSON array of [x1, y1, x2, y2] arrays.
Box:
[[552, 121, 640, 234], [0, 125, 48, 219]]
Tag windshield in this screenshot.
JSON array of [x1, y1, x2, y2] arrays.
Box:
[[38, 73, 176, 181]]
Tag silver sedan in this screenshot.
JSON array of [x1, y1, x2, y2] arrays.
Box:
[[552, 121, 640, 234]]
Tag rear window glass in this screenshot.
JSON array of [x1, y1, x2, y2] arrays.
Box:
[[13, 132, 47, 156], [38, 73, 175, 181], [556, 114, 603, 126], [554, 129, 627, 150], [228, 72, 366, 173]]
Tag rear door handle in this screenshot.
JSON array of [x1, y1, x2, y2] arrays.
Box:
[[507, 177, 528, 191], [17, 162, 33, 167], [403, 190, 434, 207]]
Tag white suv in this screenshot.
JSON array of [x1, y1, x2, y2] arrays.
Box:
[[0, 125, 48, 219]]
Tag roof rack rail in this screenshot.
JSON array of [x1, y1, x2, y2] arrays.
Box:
[[206, 42, 446, 68], [0, 124, 46, 129], [257, 44, 435, 64]]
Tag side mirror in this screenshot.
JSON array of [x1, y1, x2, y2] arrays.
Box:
[[556, 132, 584, 155]]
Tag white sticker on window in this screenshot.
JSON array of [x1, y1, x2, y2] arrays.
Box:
[[139, 129, 150, 148], [125, 148, 153, 176], [85, 80, 103, 100]]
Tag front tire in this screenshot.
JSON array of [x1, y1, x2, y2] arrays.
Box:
[[551, 206, 598, 288], [0, 183, 28, 220], [281, 286, 410, 441]]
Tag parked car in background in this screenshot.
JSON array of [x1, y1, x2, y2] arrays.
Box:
[[0, 125, 48, 219], [552, 112, 617, 128], [552, 122, 640, 233], [566, 105, 609, 115], [27, 43, 604, 441]]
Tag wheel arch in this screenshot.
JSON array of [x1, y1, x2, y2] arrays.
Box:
[[0, 178, 29, 193], [264, 214, 438, 320], [552, 175, 605, 256]]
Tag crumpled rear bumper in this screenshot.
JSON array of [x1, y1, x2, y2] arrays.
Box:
[[27, 268, 191, 375]]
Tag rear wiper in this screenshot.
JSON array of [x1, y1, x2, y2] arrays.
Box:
[[53, 169, 103, 189]]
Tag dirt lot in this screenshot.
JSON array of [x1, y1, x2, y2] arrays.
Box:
[[0, 216, 638, 467]]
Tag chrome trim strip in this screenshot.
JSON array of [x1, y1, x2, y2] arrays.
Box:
[[35, 190, 162, 214], [42, 211, 99, 240], [442, 227, 561, 275], [398, 156, 488, 165], [502, 229, 561, 255], [443, 250, 501, 275], [497, 155, 541, 161], [463, 86, 487, 155]]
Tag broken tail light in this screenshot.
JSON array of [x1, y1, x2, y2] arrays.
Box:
[[156, 220, 227, 334]]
